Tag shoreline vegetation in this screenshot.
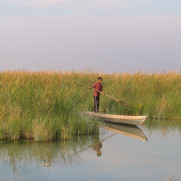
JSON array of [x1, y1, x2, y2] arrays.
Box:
[[0, 71, 180, 141]]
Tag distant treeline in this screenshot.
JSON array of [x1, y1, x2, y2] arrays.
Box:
[[0, 71, 180, 141]]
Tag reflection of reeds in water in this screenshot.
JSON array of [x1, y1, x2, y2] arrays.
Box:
[[144, 119, 181, 137], [164, 175, 181, 181], [0, 71, 180, 141], [0, 135, 98, 173]]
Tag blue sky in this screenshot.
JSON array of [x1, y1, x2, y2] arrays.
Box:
[[0, 0, 181, 73]]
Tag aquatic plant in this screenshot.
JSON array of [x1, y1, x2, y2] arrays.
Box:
[[0, 71, 180, 140]]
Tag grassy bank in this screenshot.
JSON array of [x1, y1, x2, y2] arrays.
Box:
[[0, 71, 180, 141]]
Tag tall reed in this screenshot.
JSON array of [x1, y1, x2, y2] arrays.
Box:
[[0, 71, 180, 141]]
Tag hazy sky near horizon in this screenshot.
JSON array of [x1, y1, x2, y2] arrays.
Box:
[[0, 0, 181, 73]]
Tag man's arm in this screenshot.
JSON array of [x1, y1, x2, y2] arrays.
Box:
[[101, 85, 105, 95], [89, 83, 96, 89]]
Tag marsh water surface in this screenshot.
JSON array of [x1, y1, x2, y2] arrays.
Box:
[[0, 120, 181, 181]]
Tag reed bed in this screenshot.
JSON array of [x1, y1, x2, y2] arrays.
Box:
[[0, 71, 180, 141]]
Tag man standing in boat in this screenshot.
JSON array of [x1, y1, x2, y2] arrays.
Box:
[[90, 77, 104, 112]]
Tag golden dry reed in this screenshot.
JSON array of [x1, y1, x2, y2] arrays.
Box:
[[0, 71, 180, 141]]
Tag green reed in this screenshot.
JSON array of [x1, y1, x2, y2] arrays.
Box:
[[0, 71, 180, 141]]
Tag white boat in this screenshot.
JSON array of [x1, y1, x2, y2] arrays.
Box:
[[86, 111, 147, 126]]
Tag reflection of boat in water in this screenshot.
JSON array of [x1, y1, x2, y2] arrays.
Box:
[[102, 122, 148, 142], [86, 111, 147, 126]]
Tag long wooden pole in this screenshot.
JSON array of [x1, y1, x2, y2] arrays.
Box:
[[74, 80, 131, 108]]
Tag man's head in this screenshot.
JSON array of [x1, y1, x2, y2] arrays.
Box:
[[97, 77, 103, 83], [97, 150, 102, 157]]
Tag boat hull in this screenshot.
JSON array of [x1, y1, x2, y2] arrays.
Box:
[[86, 111, 147, 126]]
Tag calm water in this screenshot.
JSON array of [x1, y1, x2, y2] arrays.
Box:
[[0, 120, 181, 181]]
